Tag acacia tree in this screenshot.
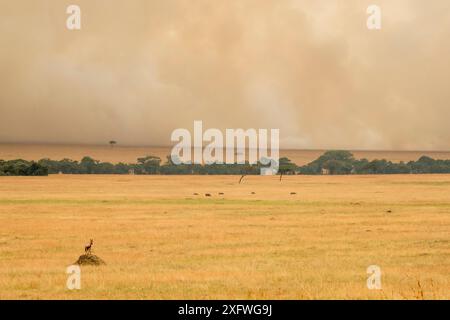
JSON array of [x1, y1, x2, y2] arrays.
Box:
[[137, 156, 161, 174]]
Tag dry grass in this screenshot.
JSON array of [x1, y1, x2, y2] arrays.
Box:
[[2, 143, 450, 165], [0, 174, 449, 299]]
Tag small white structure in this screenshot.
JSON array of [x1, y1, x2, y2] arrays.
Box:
[[128, 169, 135, 175]]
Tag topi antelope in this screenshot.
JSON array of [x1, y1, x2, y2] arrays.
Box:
[[85, 239, 93, 255]]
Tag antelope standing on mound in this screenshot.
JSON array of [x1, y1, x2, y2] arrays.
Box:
[[85, 239, 93, 255]]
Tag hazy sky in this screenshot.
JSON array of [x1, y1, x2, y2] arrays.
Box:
[[1, 0, 449, 150]]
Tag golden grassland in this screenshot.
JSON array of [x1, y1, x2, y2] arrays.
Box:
[[0, 174, 449, 300], [2, 143, 450, 165]]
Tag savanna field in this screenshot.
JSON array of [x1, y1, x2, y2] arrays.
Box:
[[0, 174, 449, 299]]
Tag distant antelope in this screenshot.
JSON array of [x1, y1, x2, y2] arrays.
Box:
[[85, 239, 93, 255]]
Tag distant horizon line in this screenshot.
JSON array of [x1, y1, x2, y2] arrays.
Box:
[[0, 141, 449, 153]]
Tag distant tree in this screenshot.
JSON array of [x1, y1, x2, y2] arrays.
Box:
[[109, 141, 117, 148], [137, 156, 161, 174], [278, 157, 297, 180], [299, 150, 355, 175], [0, 159, 48, 176], [322, 159, 353, 175], [80, 156, 99, 174], [26, 162, 48, 176]]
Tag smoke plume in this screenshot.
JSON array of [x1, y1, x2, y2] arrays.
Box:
[[1, 0, 449, 150]]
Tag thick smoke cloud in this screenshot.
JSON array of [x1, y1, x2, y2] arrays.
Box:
[[0, 0, 449, 150]]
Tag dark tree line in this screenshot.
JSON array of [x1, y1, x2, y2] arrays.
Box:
[[2, 151, 450, 176], [35, 156, 270, 175], [298, 150, 450, 175], [0, 159, 48, 176]]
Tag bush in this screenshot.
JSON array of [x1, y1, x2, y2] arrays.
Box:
[[0, 160, 48, 176]]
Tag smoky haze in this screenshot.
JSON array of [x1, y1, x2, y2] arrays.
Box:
[[0, 0, 449, 150]]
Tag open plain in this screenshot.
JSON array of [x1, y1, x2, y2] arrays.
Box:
[[0, 174, 449, 299]]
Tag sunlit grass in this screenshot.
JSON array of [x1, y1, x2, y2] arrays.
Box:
[[0, 174, 449, 299]]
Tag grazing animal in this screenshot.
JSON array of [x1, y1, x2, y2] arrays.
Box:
[[85, 239, 94, 255], [218, 192, 224, 195], [290, 192, 297, 195], [193, 193, 199, 195], [251, 192, 256, 195], [205, 193, 212, 197]]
